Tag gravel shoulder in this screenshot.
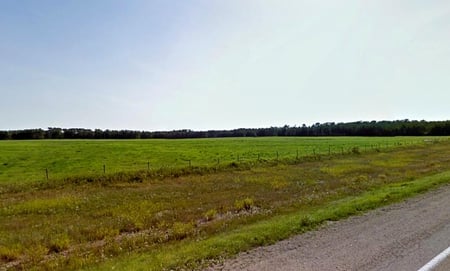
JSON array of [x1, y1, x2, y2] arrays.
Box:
[[206, 184, 450, 271]]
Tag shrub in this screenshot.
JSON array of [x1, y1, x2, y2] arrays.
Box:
[[0, 246, 20, 262], [204, 209, 218, 221], [234, 197, 255, 212], [299, 215, 313, 227], [171, 222, 195, 240], [27, 244, 48, 264], [47, 233, 70, 253], [95, 227, 120, 240]]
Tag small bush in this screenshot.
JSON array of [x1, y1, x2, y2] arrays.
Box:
[[48, 233, 70, 253], [234, 197, 255, 212], [171, 222, 195, 240], [0, 246, 20, 262], [299, 215, 313, 227], [27, 244, 48, 264], [95, 227, 120, 240], [204, 209, 217, 221]]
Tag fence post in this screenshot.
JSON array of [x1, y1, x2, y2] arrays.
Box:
[[45, 168, 49, 181], [188, 160, 192, 167], [103, 164, 106, 174], [147, 161, 150, 171]]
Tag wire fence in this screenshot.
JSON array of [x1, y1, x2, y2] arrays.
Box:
[[0, 138, 446, 184]]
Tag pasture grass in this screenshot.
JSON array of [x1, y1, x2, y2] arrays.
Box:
[[0, 139, 449, 270], [0, 137, 444, 185]]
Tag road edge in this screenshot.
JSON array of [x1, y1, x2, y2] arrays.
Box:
[[418, 246, 450, 271]]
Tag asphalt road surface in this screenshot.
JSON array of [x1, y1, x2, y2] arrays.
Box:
[[433, 255, 450, 271], [424, 248, 450, 271], [206, 184, 450, 271]]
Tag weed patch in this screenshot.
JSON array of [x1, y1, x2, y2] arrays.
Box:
[[47, 233, 70, 253], [0, 246, 20, 262], [171, 222, 195, 241], [204, 209, 218, 221], [234, 198, 255, 212]]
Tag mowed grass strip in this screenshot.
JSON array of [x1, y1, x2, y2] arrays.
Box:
[[0, 141, 449, 270], [0, 137, 442, 185]]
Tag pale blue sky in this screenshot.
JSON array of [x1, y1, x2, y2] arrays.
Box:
[[1, 0, 449, 131]]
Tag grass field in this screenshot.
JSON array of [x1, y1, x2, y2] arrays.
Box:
[[1, 137, 450, 270], [0, 137, 441, 185]]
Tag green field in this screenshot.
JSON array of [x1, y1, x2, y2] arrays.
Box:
[[1, 137, 450, 270], [0, 137, 441, 185]]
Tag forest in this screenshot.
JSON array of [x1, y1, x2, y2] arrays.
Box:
[[1, 120, 449, 140]]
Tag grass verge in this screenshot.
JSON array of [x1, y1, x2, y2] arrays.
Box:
[[90, 171, 450, 271]]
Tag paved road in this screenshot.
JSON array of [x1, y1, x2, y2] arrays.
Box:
[[425, 247, 450, 271], [433, 255, 450, 271], [206, 184, 450, 271]]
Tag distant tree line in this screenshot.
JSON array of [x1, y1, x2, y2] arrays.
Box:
[[1, 120, 449, 140]]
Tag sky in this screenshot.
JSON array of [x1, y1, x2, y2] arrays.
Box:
[[1, 0, 449, 131]]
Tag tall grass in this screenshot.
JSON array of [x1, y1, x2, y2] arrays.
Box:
[[93, 171, 450, 271]]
